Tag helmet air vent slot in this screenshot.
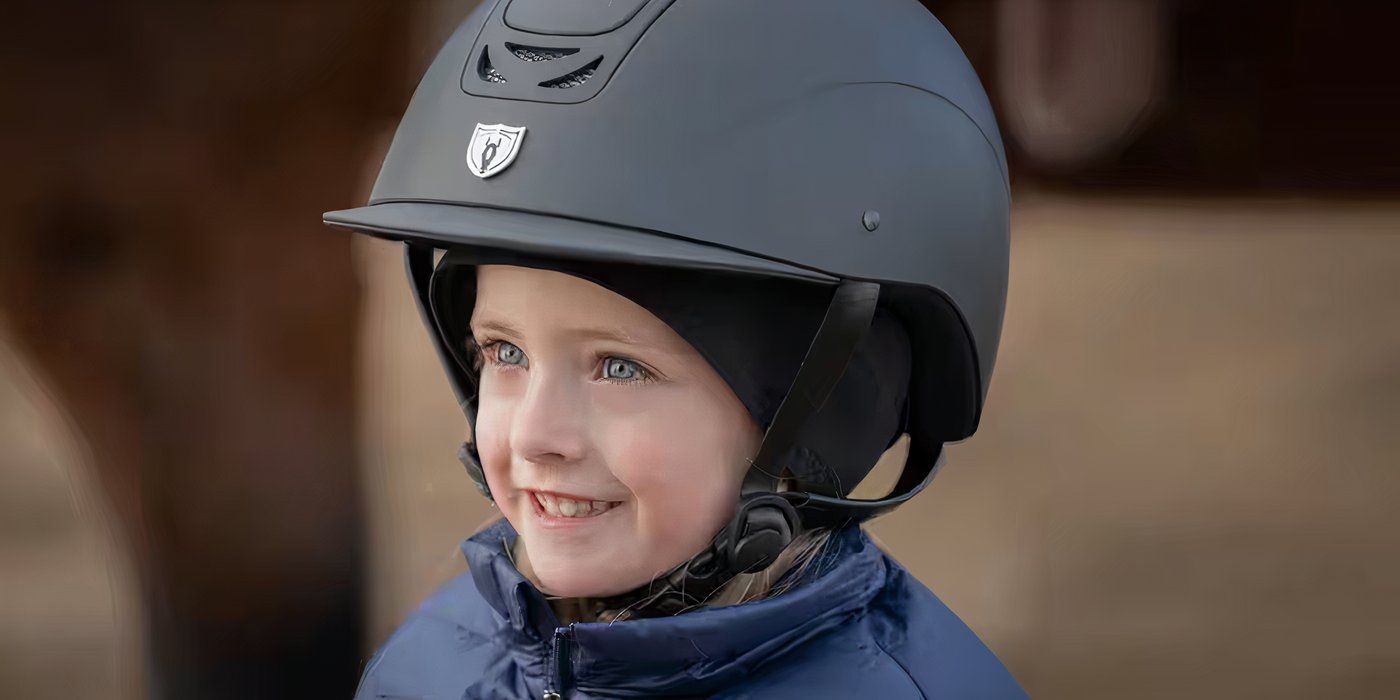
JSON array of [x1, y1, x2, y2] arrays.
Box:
[[461, 0, 681, 103], [506, 43, 579, 62], [477, 46, 507, 84], [539, 57, 603, 89]]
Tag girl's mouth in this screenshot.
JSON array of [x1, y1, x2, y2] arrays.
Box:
[[527, 489, 623, 524]]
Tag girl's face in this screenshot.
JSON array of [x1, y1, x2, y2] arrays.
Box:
[[470, 264, 761, 598]]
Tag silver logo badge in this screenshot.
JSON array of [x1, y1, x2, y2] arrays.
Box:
[[467, 123, 526, 178]]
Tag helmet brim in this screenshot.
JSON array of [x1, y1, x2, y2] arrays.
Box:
[[323, 202, 839, 285]]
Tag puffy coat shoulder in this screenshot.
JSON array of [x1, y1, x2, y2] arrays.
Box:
[[353, 572, 506, 700]]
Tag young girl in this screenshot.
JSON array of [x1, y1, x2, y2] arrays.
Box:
[[327, 0, 1021, 696]]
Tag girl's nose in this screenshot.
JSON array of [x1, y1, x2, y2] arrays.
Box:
[[509, 370, 590, 467]]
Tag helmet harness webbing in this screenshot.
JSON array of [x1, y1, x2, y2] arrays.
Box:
[[405, 242, 945, 617]]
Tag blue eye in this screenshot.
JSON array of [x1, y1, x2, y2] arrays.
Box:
[[494, 341, 526, 366], [602, 357, 647, 382]]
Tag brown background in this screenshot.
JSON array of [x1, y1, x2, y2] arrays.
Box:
[[1, 1, 1397, 698]]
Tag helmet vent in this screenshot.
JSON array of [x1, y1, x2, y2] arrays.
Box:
[[477, 47, 508, 84], [539, 57, 603, 89], [461, 0, 679, 103], [506, 43, 578, 62]]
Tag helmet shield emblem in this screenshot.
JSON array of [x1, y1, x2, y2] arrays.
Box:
[[466, 123, 526, 178]]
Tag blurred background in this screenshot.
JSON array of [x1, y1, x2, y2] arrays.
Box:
[[1, 1, 1396, 697]]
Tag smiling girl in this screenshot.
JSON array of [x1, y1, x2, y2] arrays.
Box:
[[326, 0, 1023, 697], [468, 262, 769, 602]]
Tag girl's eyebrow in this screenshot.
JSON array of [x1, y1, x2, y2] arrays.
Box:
[[471, 318, 525, 338], [472, 317, 658, 349]]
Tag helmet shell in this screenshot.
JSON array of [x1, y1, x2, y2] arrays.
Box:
[[326, 0, 1009, 446]]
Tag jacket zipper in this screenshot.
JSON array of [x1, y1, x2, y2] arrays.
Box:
[[543, 624, 574, 700]]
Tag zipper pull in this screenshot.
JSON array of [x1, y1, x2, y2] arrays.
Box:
[[543, 624, 574, 700]]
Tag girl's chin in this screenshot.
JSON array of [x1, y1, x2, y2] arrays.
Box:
[[533, 566, 650, 599]]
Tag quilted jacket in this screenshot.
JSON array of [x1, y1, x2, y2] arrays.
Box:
[[353, 518, 1026, 699]]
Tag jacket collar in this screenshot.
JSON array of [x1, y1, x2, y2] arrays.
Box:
[[460, 518, 886, 695]]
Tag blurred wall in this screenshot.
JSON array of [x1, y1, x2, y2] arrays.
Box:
[[0, 335, 143, 698], [0, 2, 414, 697]]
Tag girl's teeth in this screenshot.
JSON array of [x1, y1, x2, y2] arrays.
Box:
[[536, 492, 616, 518]]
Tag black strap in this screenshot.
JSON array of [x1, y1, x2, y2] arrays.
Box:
[[740, 276, 946, 529], [782, 438, 945, 529], [744, 280, 881, 493]]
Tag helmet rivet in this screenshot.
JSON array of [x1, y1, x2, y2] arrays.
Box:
[[861, 209, 881, 232]]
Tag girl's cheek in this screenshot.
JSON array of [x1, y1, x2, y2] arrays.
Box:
[[474, 406, 514, 491], [597, 412, 673, 491], [603, 413, 733, 524]]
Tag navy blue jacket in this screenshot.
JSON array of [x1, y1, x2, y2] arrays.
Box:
[[354, 518, 1026, 698]]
